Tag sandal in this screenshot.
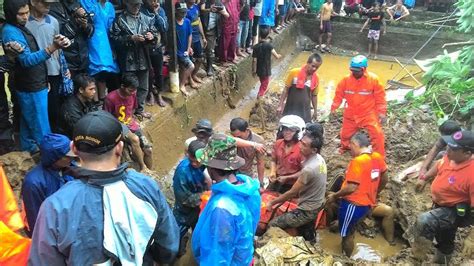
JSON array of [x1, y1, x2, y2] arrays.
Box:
[[136, 111, 152, 119]]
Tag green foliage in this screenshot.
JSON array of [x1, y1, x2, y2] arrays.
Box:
[[390, 1, 474, 120], [456, 0, 474, 33]]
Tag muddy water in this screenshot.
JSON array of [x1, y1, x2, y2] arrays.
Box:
[[318, 229, 403, 263], [170, 52, 418, 264], [213, 52, 422, 133], [266, 52, 423, 117]]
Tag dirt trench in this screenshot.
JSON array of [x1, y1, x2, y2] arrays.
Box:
[[249, 93, 472, 264]]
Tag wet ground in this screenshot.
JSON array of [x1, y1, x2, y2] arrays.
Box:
[[170, 51, 429, 264], [1, 41, 468, 264], [319, 230, 403, 263]]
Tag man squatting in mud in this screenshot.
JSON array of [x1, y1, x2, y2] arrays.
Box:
[[412, 130, 474, 263], [325, 132, 394, 256]]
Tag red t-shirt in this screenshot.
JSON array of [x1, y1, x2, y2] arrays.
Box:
[[343, 152, 387, 207], [104, 90, 140, 132], [431, 155, 474, 207], [272, 139, 304, 177]]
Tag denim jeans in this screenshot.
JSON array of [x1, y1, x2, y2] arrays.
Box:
[[237, 20, 250, 48]]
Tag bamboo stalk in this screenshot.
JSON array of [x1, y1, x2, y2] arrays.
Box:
[[442, 41, 474, 48], [394, 57, 423, 86]]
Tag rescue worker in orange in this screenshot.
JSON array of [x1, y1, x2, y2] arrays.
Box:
[[330, 55, 386, 156], [325, 132, 393, 257], [412, 130, 474, 263]]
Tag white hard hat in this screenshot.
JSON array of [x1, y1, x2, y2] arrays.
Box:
[[278, 115, 306, 140]]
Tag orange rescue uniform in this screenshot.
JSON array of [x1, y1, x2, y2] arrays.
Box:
[[331, 71, 387, 155], [431, 155, 474, 207], [342, 152, 387, 207]]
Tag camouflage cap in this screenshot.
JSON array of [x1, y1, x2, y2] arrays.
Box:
[[195, 133, 245, 170]]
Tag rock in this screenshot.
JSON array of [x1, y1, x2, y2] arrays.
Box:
[[0, 151, 35, 191]]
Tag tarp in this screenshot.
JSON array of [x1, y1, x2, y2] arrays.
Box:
[[413, 50, 461, 72], [0, 221, 31, 266], [0, 165, 24, 232]]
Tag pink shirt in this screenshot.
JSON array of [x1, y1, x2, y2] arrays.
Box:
[[223, 0, 240, 32], [104, 90, 140, 132]]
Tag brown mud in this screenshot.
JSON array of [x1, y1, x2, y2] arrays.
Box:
[[249, 85, 471, 265]]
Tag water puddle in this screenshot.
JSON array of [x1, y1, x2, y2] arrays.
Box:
[[318, 229, 403, 262]]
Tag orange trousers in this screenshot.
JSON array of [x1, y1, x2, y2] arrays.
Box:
[[340, 112, 385, 156]]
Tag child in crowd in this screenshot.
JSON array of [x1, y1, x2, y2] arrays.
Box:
[[104, 73, 153, 172], [287, 0, 305, 22], [186, 0, 207, 84], [252, 27, 282, 99], [176, 2, 196, 96], [360, 2, 386, 59], [387, 0, 410, 21], [319, 0, 336, 53]]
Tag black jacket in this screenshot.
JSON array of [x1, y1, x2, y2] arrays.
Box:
[[49, 1, 94, 72], [58, 95, 98, 138], [110, 11, 158, 72]]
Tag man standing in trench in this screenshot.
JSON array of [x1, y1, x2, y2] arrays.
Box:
[[277, 53, 322, 123], [326, 132, 394, 256], [330, 55, 386, 156], [412, 130, 474, 263]]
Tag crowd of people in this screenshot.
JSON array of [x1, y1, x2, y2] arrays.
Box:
[[0, 0, 301, 156], [0, 0, 416, 156], [0, 0, 472, 265], [0, 50, 470, 265]]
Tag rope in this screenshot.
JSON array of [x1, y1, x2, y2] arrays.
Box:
[[390, 8, 459, 81]]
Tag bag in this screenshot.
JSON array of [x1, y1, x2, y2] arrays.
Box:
[[59, 51, 73, 97]]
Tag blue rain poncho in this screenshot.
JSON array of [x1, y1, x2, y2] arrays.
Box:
[[80, 0, 119, 75], [192, 174, 261, 265]]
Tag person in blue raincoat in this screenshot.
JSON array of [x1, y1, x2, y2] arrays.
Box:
[[172, 139, 211, 256], [21, 133, 76, 236], [192, 133, 261, 265], [80, 0, 119, 100]]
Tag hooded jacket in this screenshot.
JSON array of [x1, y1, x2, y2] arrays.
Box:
[[28, 163, 180, 265], [21, 134, 74, 236], [192, 174, 261, 265], [2, 0, 49, 92]]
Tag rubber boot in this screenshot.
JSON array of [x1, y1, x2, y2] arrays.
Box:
[[206, 56, 215, 76], [432, 249, 452, 265]]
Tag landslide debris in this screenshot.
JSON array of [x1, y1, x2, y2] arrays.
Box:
[[248, 92, 472, 264]]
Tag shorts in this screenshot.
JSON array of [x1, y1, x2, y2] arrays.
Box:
[[338, 199, 370, 237], [258, 76, 270, 97], [192, 40, 203, 58], [269, 208, 319, 241], [121, 124, 152, 149], [269, 208, 319, 228], [321, 20, 332, 33], [368, 29, 380, 40], [278, 4, 287, 17], [178, 55, 194, 70]]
